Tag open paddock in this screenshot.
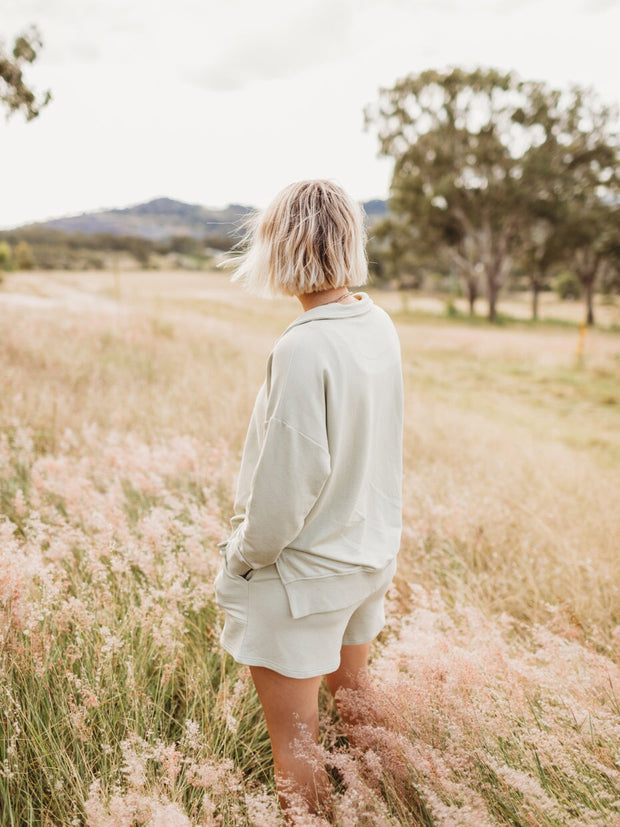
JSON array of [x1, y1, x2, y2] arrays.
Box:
[[1, 271, 619, 825]]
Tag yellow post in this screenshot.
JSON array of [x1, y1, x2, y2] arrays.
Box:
[[575, 324, 586, 358]]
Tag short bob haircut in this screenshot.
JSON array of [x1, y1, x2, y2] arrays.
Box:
[[227, 180, 368, 297]]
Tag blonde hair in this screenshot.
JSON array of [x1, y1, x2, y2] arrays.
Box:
[[226, 180, 368, 296]]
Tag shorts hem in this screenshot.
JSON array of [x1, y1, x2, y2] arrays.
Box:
[[224, 650, 341, 679], [342, 620, 385, 648], [341, 634, 375, 647]]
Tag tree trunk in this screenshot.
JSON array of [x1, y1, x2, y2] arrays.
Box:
[[467, 279, 477, 316], [487, 271, 498, 322], [532, 281, 540, 321], [530, 265, 544, 320], [585, 282, 595, 326], [574, 252, 599, 327]]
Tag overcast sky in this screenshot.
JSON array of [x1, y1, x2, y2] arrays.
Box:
[[2, 0, 620, 228]]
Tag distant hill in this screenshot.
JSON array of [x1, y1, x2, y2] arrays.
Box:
[[21, 198, 253, 242], [363, 199, 388, 219], [19, 196, 387, 242]]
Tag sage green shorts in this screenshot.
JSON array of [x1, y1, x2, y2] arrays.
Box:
[[213, 558, 396, 679]]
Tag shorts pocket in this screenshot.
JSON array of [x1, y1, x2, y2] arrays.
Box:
[[214, 564, 249, 622]]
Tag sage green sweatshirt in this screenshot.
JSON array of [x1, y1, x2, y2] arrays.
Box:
[[223, 292, 403, 617]]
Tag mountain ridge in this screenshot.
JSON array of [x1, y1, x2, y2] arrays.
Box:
[[17, 196, 387, 242]]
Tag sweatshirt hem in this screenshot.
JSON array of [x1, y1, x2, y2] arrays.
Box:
[[279, 557, 397, 619]]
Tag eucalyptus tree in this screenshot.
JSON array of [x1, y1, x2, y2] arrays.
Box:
[[519, 82, 619, 325], [517, 217, 565, 321], [564, 203, 620, 325], [366, 68, 546, 321], [557, 89, 618, 325], [0, 26, 50, 120], [515, 82, 569, 320]]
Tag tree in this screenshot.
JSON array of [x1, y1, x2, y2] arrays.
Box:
[[366, 68, 545, 321], [366, 70, 619, 324], [519, 83, 619, 325], [564, 204, 620, 324], [517, 219, 563, 320], [561, 93, 618, 325], [0, 26, 51, 120], [515, 83, 570, 320], [449, 237, 484, 316]]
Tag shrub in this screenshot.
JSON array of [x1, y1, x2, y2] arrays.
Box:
[[0, 240, 13, 271], [14, 240, 37, 270]]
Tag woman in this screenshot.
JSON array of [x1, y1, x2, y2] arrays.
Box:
[[214, 180, 403, 816]]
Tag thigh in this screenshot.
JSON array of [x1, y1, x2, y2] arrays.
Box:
[[325, 642, 371, 695], [250, 666, 323, 746]]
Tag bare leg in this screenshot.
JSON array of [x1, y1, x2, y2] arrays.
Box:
[[325, 643, 371, 729], [249, 665, 331, 816]]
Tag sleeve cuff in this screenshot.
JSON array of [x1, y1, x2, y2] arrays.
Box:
[[224, 525, 254, 578]]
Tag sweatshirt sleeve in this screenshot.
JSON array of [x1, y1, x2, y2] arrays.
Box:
[[224, 334, 331, 576]]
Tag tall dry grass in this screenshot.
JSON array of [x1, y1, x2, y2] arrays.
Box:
[[1, 271, 619, 825]]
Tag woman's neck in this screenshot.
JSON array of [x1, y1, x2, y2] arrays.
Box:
[[297, 287, 356, 312]]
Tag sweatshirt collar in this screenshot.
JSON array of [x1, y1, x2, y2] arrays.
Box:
[[283, 292, 373, 334]]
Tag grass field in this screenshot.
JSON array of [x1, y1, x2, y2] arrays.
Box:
[[1, 271, 620, 826]]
